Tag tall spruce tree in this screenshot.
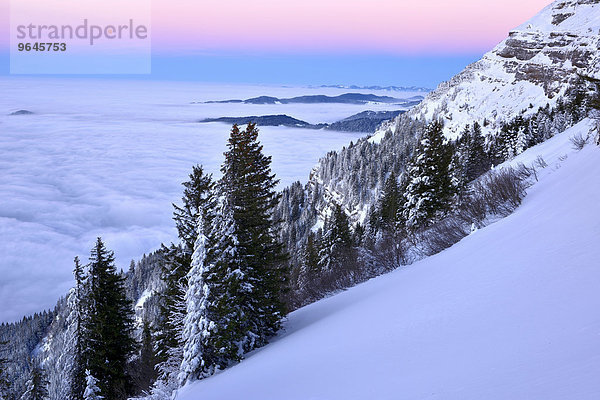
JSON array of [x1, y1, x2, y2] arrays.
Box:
[[326, 203, 353, 264], [378, 171, 402, 231], [449, 126, 470, 195], [84, 238, 136, 400], [21, 364, 49, 400], [218, 123, 288, 348], [450, 122, 490, 193], [302, 232, 321, 278], [153, 166, 215, 395], [180, 123, 287, 382], [173, 165, 215, 255], [70, 257, 87, 400], [319, 203, 356, 280], [153, 243, 189, 390], [130, 319, 157, 394], [179, 210, 220, 382], [296, 230, 323, 300], [403, 120, 454, 229], [465, 122, 490, 180]]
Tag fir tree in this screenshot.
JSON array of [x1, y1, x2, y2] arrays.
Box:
[[352, 222, 365, 246], [450, 122, 490, 194], [579, 73, 600, 145], [497, 123, 516, 161], [378, 172, 402, 231], [403, 121, 454, 229], [130, 320, 157, 394], [70, 257, 87, 400], [515, 121, 532, 155], [83, 370, 103, 400], [319, 203, 356, 280], [528, 117, 540, 146], [153, 165, 216, 396], [180, 123, 288, 382], [301, 232, 321, 280], [84, 238, 136, 400], [217, 123, 288, 349], [465, 122, 490, 180], [328, 203, 353, 253], [295, 230, 324, 300], [21, 364, 49, 400], [179, 209, 220, 382], [448, 127, 469, 195], [153, 244, 189, 389], [173, 165, 215, 254]]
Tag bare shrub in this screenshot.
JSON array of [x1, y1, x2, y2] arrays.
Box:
[[420, 166, 528, 256], [373, 230, 409, 270], [570, 132, 588, 150], [534, 155, 548, 169], [528, 164, 538, 182], [456, 184, 488, 225], [480, 167, 527, 216], [514, 163, 535, 182], [299, 246, 363, 304], [423, 216, 469, 255]]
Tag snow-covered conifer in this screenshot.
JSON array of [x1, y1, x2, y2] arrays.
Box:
[[403, 121, 453, 229], [83, 238, 135, 400], [179, 211, 219, 383], [179, 123, 287, 383], [21, 364, 49, 400], [83, 370, 102, 400]]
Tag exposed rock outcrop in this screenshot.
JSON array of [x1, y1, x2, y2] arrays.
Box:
[[377, 0, 600, 139]]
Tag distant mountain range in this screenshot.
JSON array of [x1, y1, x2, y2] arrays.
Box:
[[199, 110, 406, 133], [316, 84, 431, 92], [200, 93, 423, 106]]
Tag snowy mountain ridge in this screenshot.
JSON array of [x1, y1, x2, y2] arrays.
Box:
[[375, 0, 600, 141], [300, 0, 600, 234]]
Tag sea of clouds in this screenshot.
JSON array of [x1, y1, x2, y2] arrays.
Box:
[[0, 78, 419, 322]]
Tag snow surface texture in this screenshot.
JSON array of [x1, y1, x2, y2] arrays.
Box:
[[0, 78, 420, 322], [374, 0, 600, 140], [178, 120, 600, 400]]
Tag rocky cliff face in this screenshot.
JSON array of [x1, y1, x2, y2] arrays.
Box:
[[377, 0, 600, 139]]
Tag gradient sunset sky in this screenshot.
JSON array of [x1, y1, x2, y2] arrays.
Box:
[[0, 0, 553, 85]]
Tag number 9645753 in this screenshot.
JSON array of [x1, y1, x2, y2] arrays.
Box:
[[17, 43, 66, 51]]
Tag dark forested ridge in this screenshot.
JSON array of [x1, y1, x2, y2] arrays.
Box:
[[199, 110, 406, 133], [201, 92, 422, 105]]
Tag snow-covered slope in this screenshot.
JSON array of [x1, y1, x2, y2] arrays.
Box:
[[377, 0, 600, 139], [178, 120, 600, 399]]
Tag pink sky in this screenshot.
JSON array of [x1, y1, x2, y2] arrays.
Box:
[[1, 0, 553, 54]]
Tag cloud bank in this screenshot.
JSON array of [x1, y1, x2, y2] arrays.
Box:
[[0, 78, 415, 322]]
